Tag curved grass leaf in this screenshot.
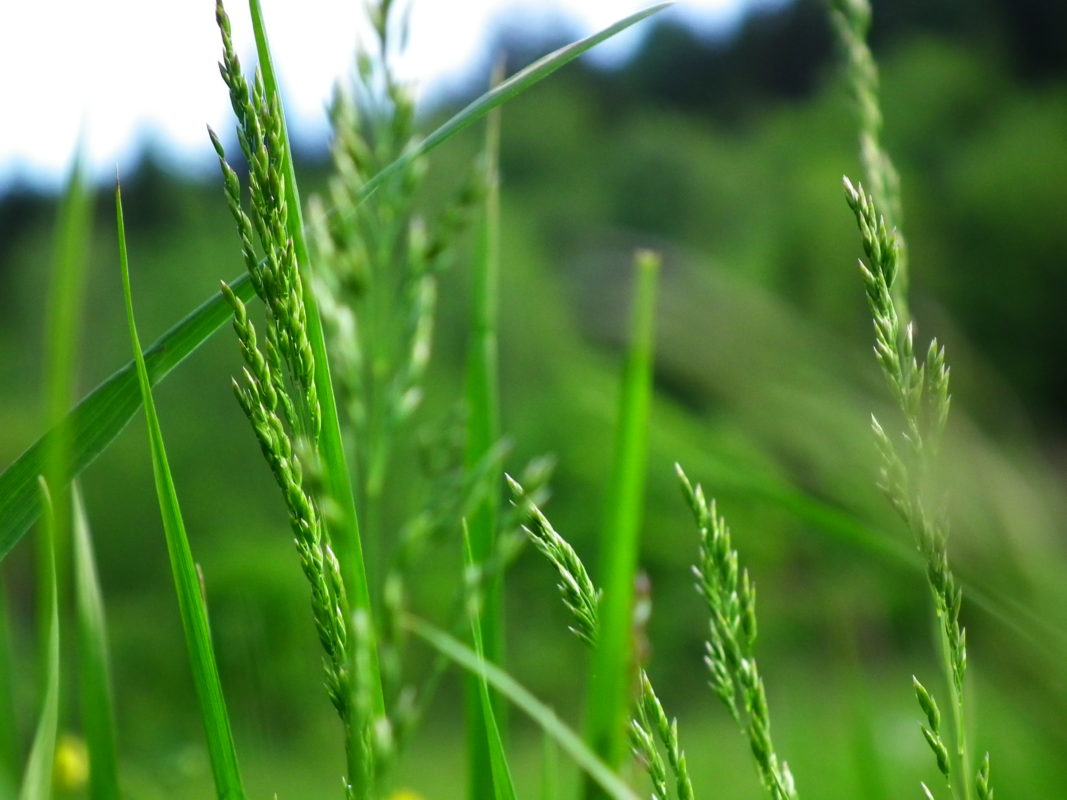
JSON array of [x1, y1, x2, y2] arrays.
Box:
[[358, 3, 672, 202], [0, 271, 255, 561], [404, 615, 640, 800], [117, 184, 245, 800]]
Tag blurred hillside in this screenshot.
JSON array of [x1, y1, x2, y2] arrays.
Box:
[[2, 0, 1067, 796]]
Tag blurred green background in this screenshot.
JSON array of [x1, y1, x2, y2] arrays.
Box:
[[2, 0, 1067, 796]]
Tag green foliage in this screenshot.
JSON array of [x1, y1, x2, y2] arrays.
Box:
[[1, 0, 1065, 797]]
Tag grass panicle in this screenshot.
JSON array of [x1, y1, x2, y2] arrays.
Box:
[[630, 670, 695, 800], [117, 182, 246, 800], [211, 1, 383, 794], [508, 475, 694, 800], [829, 0, 906, 296], [842, 176, 985, 800], [678, 464, 797, 800], [506, 475, 600, 647]]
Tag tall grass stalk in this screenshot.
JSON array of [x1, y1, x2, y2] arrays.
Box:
[[117, 182, 246, 800], [0, 575, 17, 794], [465, 64, 506, 800], [40, 150, 92, 648], [463, 524, 516, 800], [586, 250, 660, 794], [18, 480, 60, 800], [71, 483, 121, 799]]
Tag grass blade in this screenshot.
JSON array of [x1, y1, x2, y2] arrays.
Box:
[[71, 483, 121, 799], [464, 525, 517, 800], [0, 4, 671, 565], [465, 65, 505, 800], [586, 251, 660, 792], [359, 3, 672, 200], [404, 614, 640, 800], [40, 149, 92, 631], [0, 572, 18, 795], [116, 182, 245, 800], [19, 480, 60, 800]]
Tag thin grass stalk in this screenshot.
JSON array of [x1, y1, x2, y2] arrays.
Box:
[[0, 573, 17, 794], [465, 65, 505, 800], [71, 483, 121, 799], [585, 251, 660, 795], [117, 183, 246, 800], [463, 525, 517, 800], [40, 150, 92, 649], [0, 5, 672, 560], [19, 479, 60, 800]]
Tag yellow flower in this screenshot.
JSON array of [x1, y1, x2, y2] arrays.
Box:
[[388, 791, 425, 800]]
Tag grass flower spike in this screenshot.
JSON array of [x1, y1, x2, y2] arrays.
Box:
[[678, 464, 796, 800]]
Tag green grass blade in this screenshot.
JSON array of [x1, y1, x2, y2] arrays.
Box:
[[245, 1, 385, 733], [359, 3, 672, 201], [19, 480, 60, 800], [465, 66, 505, 800], [0, 572, 18, 794], [463, 526, 517, 800], [40, 149, 92, 629], [0, 271, 255, 561], [116, 183, 245, 800], [71, 483, 121, 799], [404, 615, 640, 800], [586, 251, 660, 792]]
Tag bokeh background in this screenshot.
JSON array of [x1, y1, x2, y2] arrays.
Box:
[[2, 0, 1067, 796]]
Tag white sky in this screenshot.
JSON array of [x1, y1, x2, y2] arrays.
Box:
[[0, 0, 753, 191]]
